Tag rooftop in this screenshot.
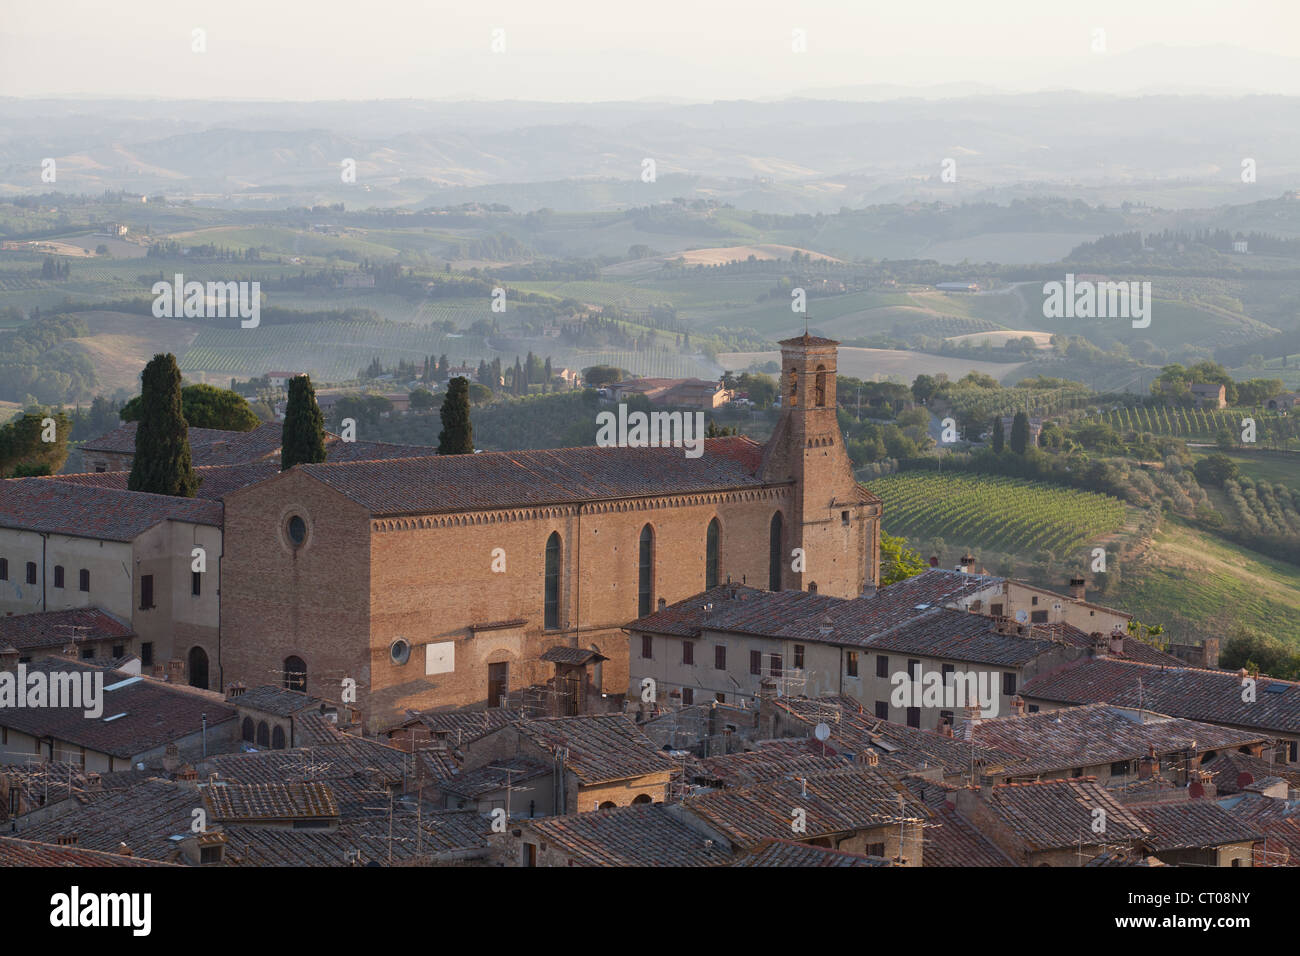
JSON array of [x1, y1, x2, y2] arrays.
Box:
[[523, 803, 732, 867], [515, 713, 677, 785], [0, 478, 222, 540], [0, 607, 133, 653], [982, 777, 1149, 852], [81, 421, 283, 466]]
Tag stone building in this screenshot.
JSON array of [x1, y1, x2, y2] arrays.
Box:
[[218, 334, 882, 730]]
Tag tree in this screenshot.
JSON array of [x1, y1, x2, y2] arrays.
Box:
[[1193, 452, 1238, 488], [991, 416, 1005, 452], [880, 532, 927, 585], [1009, 411, 1030, 454], [120, 383, 259, 431], [705, 419, 738, 437], [438, 377, 475, 454], [409, 388, 436, 411], [0, 410, 71, 477], [128, 353, 198, 496], [281, 375, 326, 471], [582, 365, 623, 388]]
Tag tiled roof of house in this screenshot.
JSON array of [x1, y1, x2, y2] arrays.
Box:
[[229, 684, 321, 717], [0, 478, 223, 540], [1202, 751, 1300, 795], [0, 835, 180, 867], [204, 782, 340, 822], [322, 437, 441, 462], [405, 708, 514, 747], [961, 703, 1267, 778], [515, 714, 676, 785], [771, 696, 1021, 777], [694, 740, 846, 789], [0, 661, 237, 759], [81, 421, 283, 466], [982, 777, 1149, 852], [416, 747, 461, 782], [439, 758, 551, 800], [524, 803, 733, 867], [51, 461, 278, 500], [223, 810, 489, 866], [208, 738, 408, 791], [901, 777, 1015, 866], [1020, 658, 1300, 736], [1130, 799, 1262, 851], [1083, 848, 1168, 866], [0, 608, 133, 652], [18, 779, 207, 860], [0, 761, 148, 822], [628, 569, 1005, 645], [684, 766, 929, 850], [294, 713, 350, 746], [731, 838, 893, 867], [287, 437, 772, 516], [863, 607, 1065, 667], [540, 646, 608, 666]]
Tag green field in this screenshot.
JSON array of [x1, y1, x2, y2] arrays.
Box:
[[1114, 521, 1300, 645], [872, 472, 1126, 557]]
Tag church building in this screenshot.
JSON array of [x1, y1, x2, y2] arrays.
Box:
[[218, 334, 881, 730]]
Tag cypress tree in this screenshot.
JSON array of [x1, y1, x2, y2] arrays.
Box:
[[1010, 411, 1030, 455], [128, 353, 198, 497], [281, 374, 326, 471], [438, 376, 474, 454], [991, 417, 1005, 452]]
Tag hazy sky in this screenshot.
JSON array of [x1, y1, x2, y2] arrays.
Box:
[[2, 0, 1297, 100]]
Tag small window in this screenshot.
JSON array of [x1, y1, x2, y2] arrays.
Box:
[[0, 558, 7, 581], [907, 659, 919, 679], [26, 562, 37, 585], [1028, 704, 1039, 714], [749, 650, 761, 676], [53, 565, 64, 588], [641, 635, 653, 660], [807, 582, 817, 594], [1003, 672, 1017, 696], [287, 515, 307, 546], [990, 603, 1003, 617], [715, 692, 726, 704], [390, 639, 411, 666], [94, 466, 106, 474], [192, 571, 201, 597], [81, 647, 94, 660], [141, 642, 153, 667], [876, 655, 889, 678], [941, 663, 955, 681], [793, 645, 804, 669], [682, 641, 694, 666], [79, 569, 89, 592], [140, 574, 154, 610], [769, 653, 782, 678], [866, 842, 885, 857], [681, 687, 694, 706], [875, 701, 889, 719], [1110, 760, 1132, 776], [714, 645, 726, 670], [846, 651, 859, 677], [940, 710, 954, 726], [841, 510, 850, 526], [906, 707, 920, 728], [111, 644, 124, 658], [1031, 610, 1048, 624]]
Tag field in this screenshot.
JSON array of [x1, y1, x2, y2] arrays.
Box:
[[1094, 405, 1248, 439], [871, 472, 1127, 557], [56, 311, 203, 395], [1114, 521, 1300, 646]]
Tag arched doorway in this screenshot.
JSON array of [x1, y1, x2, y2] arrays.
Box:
[[283, 656, 306, 692], [188, 647, 209, 690]]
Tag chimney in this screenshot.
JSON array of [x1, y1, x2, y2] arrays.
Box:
[[855, 749, 880, 767], [162, 742, 181, 773], [57, 834, 78, 847], [1091, 632, 1108, 657], [1069, 577, 1086, 600], [657, 597, 666, 611], [117, 842, 133, 858], [1238, 668, 1250, 686], [226, 681, 247, 699], [862, 583, 877, 599], [1138, 744, 1158, 779], [1109, 627, 1126, 656], [0, 645, 18, 673], [1011, 697, 1026, 718], [165, 658, 185, 683], [959, 554, 974, 574], [937, 720, 954, 738], [928, 555, 939, 568]]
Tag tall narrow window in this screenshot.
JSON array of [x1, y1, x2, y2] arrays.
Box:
[[705, 518, 720, 589], [814, 364, 827, 407], [544, 532, 561, 630], [787, 367, 798, 406], [768, 512, 783, 591], [638, 524, 653, 617], [140, 574, 154, 609], [283, 656, 307, 693]]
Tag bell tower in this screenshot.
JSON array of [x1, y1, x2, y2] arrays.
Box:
[[759, 333, 880, 595]]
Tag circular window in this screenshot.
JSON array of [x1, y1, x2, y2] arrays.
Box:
[[286, 515, 307, 546], [390, 639, 411, 666]]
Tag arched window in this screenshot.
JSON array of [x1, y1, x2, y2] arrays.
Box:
[[631, 794, 653, 805], [283, 656, 306, 693], [241, 717, 254, 742], [768, 512, 783, 591], [598, 801, 617, 810], [272, 726, 286, 750], [705, 518, 721, 589], [256, 721, 270, 747], [787, 367, 798, 406], [638, 524, 654, 617], [814, 364, 827, 407], [544, 532, 561, 630], [188, 647, 209, 690]]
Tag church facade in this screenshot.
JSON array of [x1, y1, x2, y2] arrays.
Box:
[[218, 335, 880, 730]]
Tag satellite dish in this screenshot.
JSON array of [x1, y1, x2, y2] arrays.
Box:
[[813, 723, 831, 742], [1015, 610, 1029, 624]]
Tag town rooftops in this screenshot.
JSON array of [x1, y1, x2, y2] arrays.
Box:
[[515, 713, 677, 785], [228, 684, 322, 717], [1202, 751, 1300, 795], [204, 782, 340, 823], [0, 835, 180, 867], [1129, 799, 1262, 851], [627, 569, 1005, 643], [982, 777, 1149, 852], [51, 461, 279, 500], [685, 765, 929, 849], [0, 608, 133, 653], [403, 708, 514, 747], [439, 757, 551, 800], [0, 478, 222, 541], [0, 660, 237, 759], [961, 703, 1267, 778], [523, 803, 733, 867], [1020, 657, 1300, 736], [277, 437, 771, 516], [731, 839, 893, 867], [81, 421, 283, 466], [695, 740, 845, 789]]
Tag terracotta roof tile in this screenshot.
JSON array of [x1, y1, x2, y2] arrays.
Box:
[[0, 478, 222, 540], [0, 608, 133, 653], [515, 713, 676, 784], [523, 803, 732, 867]]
